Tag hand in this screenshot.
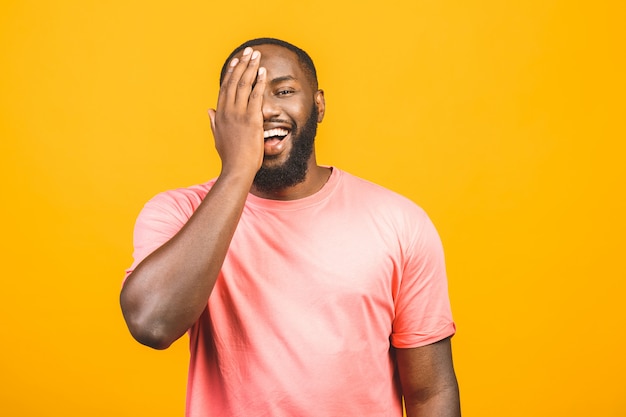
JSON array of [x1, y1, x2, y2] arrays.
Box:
[[208, 47, 267, 177]]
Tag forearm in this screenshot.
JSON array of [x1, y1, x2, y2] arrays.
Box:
[[121, 46, 267, 349], [120, 170, 254, 349], [404, 383, 460, 417], [397, 338, 460, 417]]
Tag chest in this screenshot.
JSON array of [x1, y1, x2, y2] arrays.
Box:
[[225, 206, 403, 301]]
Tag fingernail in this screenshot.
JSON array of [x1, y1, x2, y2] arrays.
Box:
[[251, 50, 260, 60], [243, 47, 252, 56], [230, 57, 239, 67], [258, 67, 266, 76]]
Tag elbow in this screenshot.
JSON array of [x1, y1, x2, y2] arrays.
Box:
[[138, 334, 176, 351], [120, 293, 177, 350], [126, 320, 176, 350]]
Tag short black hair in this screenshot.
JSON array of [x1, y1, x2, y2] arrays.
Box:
[[219, 38, 318, 89]]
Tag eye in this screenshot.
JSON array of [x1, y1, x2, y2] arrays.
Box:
[[276, 88, 295, 96]]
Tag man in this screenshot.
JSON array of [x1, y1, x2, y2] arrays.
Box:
[[120, 38, 460, 417]]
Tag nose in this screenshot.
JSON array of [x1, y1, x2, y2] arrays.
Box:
[[261, 94, 280, 121]]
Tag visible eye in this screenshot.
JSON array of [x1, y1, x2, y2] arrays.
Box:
[[276, 89, 295, 96]]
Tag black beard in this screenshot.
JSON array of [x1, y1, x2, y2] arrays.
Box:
[[253, 105, 318, 193]]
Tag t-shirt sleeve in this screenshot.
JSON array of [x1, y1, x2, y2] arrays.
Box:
[[124, 189, 199, 280], [391, 211, 456, 348]]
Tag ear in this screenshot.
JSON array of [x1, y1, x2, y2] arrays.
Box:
[[315, 89, 325, 123]]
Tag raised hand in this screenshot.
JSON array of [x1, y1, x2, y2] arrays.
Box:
[[121, 49, 268, 350], [208, 47, 267, 177]]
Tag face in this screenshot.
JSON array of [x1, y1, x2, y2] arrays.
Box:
[[235, 44, 325, 193], [253, 102, 319, 193]]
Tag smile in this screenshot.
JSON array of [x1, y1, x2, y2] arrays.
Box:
[[263, 128, 289, 140]]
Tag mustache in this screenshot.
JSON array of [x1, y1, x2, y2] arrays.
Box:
[[265, 118, 294, 127]]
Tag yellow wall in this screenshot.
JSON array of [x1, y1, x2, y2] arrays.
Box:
[[1, 1, 624, 416]]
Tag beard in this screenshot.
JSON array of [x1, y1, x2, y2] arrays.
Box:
[[253, 104, 318, 193]]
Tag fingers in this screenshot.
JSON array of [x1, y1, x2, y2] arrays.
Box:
[[209, 48, 266, 174], [217, 47, 262, 112], [215, 57, 238, 113], [247, 67, 266, 112], [234, 49, 261, 106]]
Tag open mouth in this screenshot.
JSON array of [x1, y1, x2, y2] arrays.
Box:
[[263, 128, 290, 141]]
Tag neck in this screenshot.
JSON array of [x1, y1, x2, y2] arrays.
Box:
[[250, 159, 332, 201]]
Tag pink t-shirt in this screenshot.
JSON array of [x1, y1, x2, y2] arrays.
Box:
[[126, 168, 455, 417]]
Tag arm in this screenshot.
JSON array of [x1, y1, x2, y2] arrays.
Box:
[[120, 47, 267, 350], [396, 337, 461, 417]]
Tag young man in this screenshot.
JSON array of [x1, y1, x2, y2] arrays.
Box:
[[120, 38, 460, 417]]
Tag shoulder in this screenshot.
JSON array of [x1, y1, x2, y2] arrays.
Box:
[[139, 180, 215, 224], [336, 169, 428, 219], [332, 169, 438, 250]]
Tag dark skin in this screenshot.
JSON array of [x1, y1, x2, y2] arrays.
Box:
[[120, 44, 460, 416], [397, 337, 461, 416]]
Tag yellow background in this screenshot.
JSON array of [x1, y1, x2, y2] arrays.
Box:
[[1, 1, 624, 416]]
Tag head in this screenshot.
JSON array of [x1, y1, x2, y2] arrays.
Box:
[[220, 38, 318, 90], [220, 38, 325, 193]]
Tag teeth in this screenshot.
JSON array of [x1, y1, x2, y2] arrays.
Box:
[[263, 128, 289, 139]]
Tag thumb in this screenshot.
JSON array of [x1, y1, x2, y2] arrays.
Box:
[[207, 109, 216, 133]]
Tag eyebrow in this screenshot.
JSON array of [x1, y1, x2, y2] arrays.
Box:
[[251, 75, 298, 90], [269, 75, 298, 84]]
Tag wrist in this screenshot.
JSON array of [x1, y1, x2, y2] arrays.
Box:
[[218, 164, 257, 187]]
